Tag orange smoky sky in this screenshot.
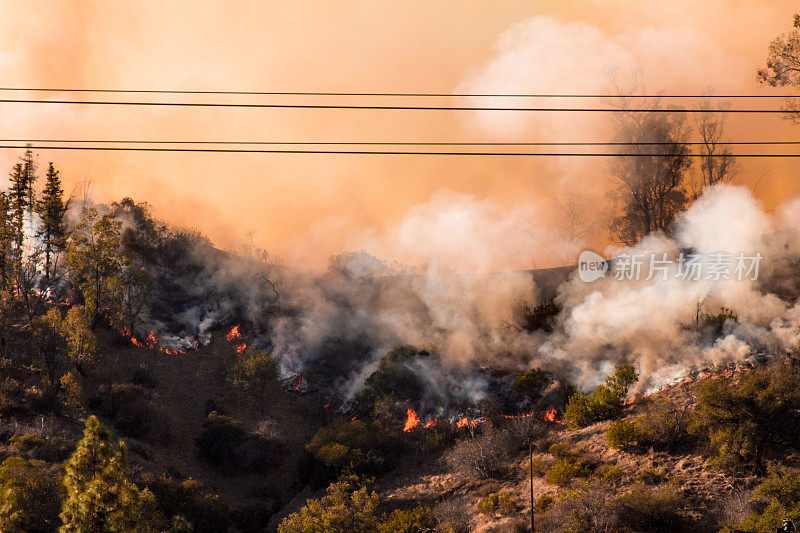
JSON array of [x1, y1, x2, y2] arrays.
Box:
[[0, 0, 798, 272]]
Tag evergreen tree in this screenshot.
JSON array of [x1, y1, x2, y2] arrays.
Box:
[[36, 162, 67, 286], [7, 150, 39, 297], [8, 163, 29, 283], [0, 192, 12, 290], [20, 148, 37, 222], [59, 415, 163, 532]]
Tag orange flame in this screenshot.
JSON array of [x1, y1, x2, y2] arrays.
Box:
[[235, 344, 247, 355], [403, 409, 420, 432], [624, 397, 635, 406], [456, 417, 480, 429], [119, 328, 188, 355], [423, 418, 438, 428], [543, 408, 562, 423], [503, 411, 535, 419], [226, 325, 241, 341]]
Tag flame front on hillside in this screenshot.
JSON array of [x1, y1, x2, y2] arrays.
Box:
[[226, 325, 241, 341], [120, 328, 189, 355], [403, 409, 420, 432], [543, 408, 562, 424], [456, 417, 481, 429], [227, 325, 247, 355]]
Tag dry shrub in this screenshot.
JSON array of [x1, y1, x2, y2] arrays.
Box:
[[434, 499, 470, 533], [443, 424, 516, 479]]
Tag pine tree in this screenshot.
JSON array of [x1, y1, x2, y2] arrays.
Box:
[[60, 416, 163, 532], [0, 192, 13, 290], [36, 162, 67, 285], [8, 163, 29, 283], [20, 148, 37, 223]]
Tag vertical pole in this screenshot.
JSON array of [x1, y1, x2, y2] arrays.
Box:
[[530, 442, 535, 532]]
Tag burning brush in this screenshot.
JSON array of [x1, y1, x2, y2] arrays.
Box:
[[226, 325, 248, 355]]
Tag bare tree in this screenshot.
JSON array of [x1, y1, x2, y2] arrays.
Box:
[[553, 193, 595, 263], [607, 100, 692, 246], [693, 97, 737, 194], [758, 13, 800, 122], [604, 73, 693, 246]]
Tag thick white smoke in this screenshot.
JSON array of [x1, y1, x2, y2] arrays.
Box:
[[544, 185, 799, 390], [266, 184, 799, 399]]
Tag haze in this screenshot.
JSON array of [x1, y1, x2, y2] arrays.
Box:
[[0, 0, 798, 271]]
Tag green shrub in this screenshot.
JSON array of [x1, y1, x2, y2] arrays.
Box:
[[563, 365, 638, 429], [547, 458, 593, 486], [513, 368, 553, 402], [605, 419, 643, 450], [735, 464, 800, 532], [606, 400, 691, 453], [279, 479, 433, 533], [278, 480, 380, 533], [141, 474, 229, 533], [562, 392, 593, 429], [637, 467, 668, 485], [601, 464, 625, 484], [525, 456, 552, 478], [377, 507, 436, 533], [196, 412, 280, 474], [691, 364, 800, 471], [548, 442, 570, 459], [351, 346, 436, 416], [533, 494, 554, 513], [636, 399, 691, 451], [611, 483, 684, 532], [0, 456, 62, 532], [227, 350, 279, 416], [59, 372, 82, 411], [8, 433, 73, 463], [299, 419, 404, 489], [423, 429, 455, 452], [477, 491, 518, 516]]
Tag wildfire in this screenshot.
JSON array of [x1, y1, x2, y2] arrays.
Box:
[[624, 397, 636, 406], [226, 325, 247, 355], [503, 411, 535, 419], [456, 417, 480, 429], [120, 328, 187, 355], [403, 409, 420, 432], [543, 408, 562, 423], [226, 325, 241, 341], [423, 418, 438, 429]]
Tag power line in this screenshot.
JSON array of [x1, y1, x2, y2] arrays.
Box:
[[0, 145, 798, 156], [2, 139, 800, 146], [0, 98, 793, 113], [0, 87, 796, 98]]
